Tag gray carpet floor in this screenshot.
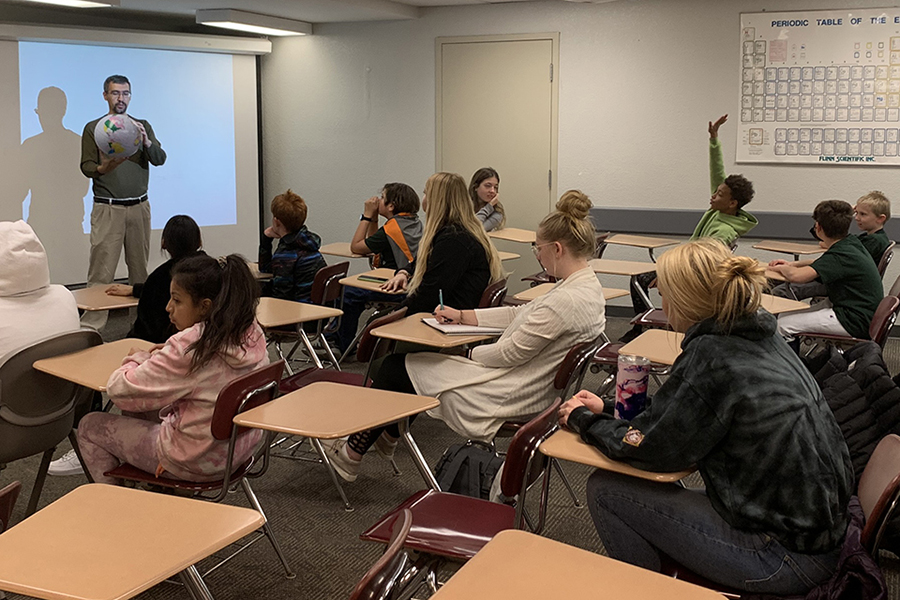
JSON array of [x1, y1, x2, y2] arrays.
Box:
[[2, 308, 900, 599]]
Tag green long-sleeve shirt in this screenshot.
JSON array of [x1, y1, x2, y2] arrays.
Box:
[[689, 138, 758, 245], [81, 116, 166, 199]]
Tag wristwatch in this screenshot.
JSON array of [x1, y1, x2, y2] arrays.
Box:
[[360, 214, 373, 222]]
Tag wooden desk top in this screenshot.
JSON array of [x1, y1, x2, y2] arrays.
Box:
[[431, 530, 724, 600], [497, 250, 520, 261], [760, 294, 809, 315], [487, 228, 536, 244], [71, 287, 139, 312], [233, 381, 439, 438], [247, 261, 273, 281], [256, 297, 342, 329], [0, 484, 263, 600], [513, 284, 629, 303], [753, 240, 823, 256], [319, 242, 369, 258], [619, 329, 684, 366], [589, 258, 657, 276], [540, 430, 695, 483], [371, 312, 497, 348], [339, 268, 405, 294], [33, 338, 155, 392], [605, 234, 681, 249], [765, 268, 787, 282]]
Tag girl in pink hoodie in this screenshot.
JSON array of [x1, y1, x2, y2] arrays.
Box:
[[78, 254, 269, 484]]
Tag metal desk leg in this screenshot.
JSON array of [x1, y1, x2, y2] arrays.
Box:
[[179, 566, 216, 600], [298, 327, 324, 369], [648, 248, 657, 263], [398, 418, 440, 491], [630, 275, 655, 311], [310, 438, 353, 511]]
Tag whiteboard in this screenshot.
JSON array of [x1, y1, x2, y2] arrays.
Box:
[[739, 9, 900, 165]]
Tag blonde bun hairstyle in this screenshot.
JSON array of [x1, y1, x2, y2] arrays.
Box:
[[537, 189, 595, 258], [656, 238, 766, 330]]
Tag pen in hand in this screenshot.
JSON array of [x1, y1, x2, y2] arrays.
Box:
[[439, 289, 444, 311]]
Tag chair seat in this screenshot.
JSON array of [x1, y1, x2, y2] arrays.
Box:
[[359, 490, 516, 561], [521, 271, 556, 285], [279, 367, 368, 395], [105, 459, 252, 492], [629, 309, 671, 329], [796, 332, 867, 345]]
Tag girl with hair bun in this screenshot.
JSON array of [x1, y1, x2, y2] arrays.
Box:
[[559, 239, 852, 596], [324, 189, 606, 482]]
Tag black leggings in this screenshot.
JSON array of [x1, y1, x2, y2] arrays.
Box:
[[347, 353, 418, 456]]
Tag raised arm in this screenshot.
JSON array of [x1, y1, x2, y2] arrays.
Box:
[[708, 114, 727, 194]]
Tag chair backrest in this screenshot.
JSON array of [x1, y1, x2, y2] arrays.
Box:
[[553, 334, 608, 398], [348, 508, 413, 600], [478, 277, 509, 308], [594, 232, 610, 259], [357, 307, 408, 363], [499, 397, 562, 501], [0, 329, 101, 425], [868, 295, 900, 347], [0, 481, 21, 533], [210, 360, 285, 440], [889, 273, 900, 299], [311, 261, 350, 306], [859, 434, 900, 554], [877, 241, 896, 278]]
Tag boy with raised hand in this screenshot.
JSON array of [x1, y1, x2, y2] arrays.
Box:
[[259, 189, 327, 303], [855, 191, 892, 264], [623, 115, 757, 342], [770, 200, 882, 342]]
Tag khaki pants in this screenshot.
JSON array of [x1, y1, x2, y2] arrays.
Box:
[[81, 200, 151, 330]]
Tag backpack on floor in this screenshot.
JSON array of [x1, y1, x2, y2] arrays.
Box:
[[433, 442, 504, 499]]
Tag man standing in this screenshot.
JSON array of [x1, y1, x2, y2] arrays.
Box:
[[80, 74, 166, 329]]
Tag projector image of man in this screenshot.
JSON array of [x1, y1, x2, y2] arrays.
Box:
[[80, 74, 166, 330]]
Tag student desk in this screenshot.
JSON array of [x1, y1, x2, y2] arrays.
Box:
[[605, 234, 681, 262], [765, 268, 787, 282], [339, 268, 405, 294], [589, 258, 658, 310], [487, 228, 536, 244], [497, 250, 520, 261], [753, 240, 823, 262], [0, 483, 263, 600], [247, 261, 273, 281], [33, 338, 155, 392], [371, 312, 498, 348], [233, 381, 440, 509], [319, 242, 370, 259], [761, 294, 809, 315], [430, 529, 724, 600], [256, 298, 343, 369], [512, 283, 630, 303], [71, 287, 139, 312], [619, 329, 684, 366], [540, 429, 695, 483]]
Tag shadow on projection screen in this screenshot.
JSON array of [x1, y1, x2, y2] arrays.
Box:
[[16, 41, 237, 277]]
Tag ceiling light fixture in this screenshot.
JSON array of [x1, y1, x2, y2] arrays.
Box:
[[18, 0, 119, 7], [196, 9, 311, 37]]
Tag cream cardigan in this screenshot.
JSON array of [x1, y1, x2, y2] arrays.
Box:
[[407, 266, 606, 441]]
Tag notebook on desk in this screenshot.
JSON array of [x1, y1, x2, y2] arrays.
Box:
[[421, 318, 505, 336]]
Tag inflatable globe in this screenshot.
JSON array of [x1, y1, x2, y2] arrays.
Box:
[[94, 114, 141, 158]]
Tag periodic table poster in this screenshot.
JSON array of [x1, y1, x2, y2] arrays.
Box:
[[739, 9, 900, 165]]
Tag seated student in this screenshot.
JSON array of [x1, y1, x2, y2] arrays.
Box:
[[106, 215, 204, 343], [772, 191, 892, 300], [337, 183, 423, 352], [770, 200, 883, 341], [379, 172, 503, 315], [559, 239, 852, 596], [0, 220, 79, 361], [623, 114, 757, 341], [258, 189, 326, 303], [325, 190, 605, 482], [77, 254, 269, 484], [469, 167, 506, 232]]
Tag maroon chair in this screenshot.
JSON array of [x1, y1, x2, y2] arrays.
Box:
[[104, 360, 295, 580], [888, 273, 900, 299], [0, 481, 21, 533], [348, 509, 413, 600], [271, 261, 349, 374], [478, 277, 509, 308], [359, 398, 561, 571], [629, 308, 672, 331], [798, 295, 900, 352], [877, 241, 895, 279]]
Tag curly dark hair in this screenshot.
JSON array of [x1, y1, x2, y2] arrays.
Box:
[[724, 174, 754, 208]]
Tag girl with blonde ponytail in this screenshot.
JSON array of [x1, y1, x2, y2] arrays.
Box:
[[325, 189, 607, 481], [559, 239, 852, 596]]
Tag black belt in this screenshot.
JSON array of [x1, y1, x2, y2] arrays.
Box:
[[94, 195, 148, 207]]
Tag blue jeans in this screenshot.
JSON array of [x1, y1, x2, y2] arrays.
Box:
[[337, 286, 404, 353], [586, 470, 840, 595]]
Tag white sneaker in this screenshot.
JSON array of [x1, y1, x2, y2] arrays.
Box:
[[374, 432, 399, 460], [320, 439, 360, 483], [48, 449, 85, 477]]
